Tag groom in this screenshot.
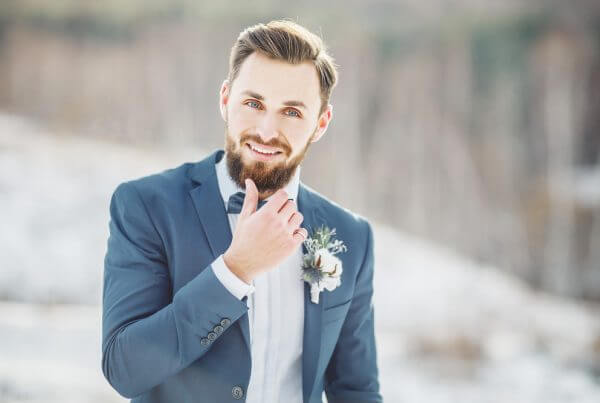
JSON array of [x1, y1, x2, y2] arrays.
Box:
[[102, 20, 381, 403]]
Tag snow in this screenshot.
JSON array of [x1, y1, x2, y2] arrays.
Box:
[[372, 225, 600, 402], [1, 113, 599, 402], [0, 114, 201, 305]]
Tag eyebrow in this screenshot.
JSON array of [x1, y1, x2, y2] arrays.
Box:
[[241, 90, 307, 110]]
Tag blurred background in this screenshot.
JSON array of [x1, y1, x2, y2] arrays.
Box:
[[1, 0, 600, 402]]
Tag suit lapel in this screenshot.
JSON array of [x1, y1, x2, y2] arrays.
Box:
[[188, 150, 252, 354], [298, 183, 328, 403], [189, 169, 232, 261]]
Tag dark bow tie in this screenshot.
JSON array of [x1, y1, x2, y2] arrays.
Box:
[[227, 191, 294, 214], [226, 191, 267, 214]]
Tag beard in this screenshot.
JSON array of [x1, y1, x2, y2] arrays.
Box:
[[224, 125, 315, 198]]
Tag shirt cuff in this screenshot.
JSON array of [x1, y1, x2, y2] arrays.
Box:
[[211, 254, 255, 300]]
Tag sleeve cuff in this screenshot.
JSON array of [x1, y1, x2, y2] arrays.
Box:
[[211, 254, 255, 300]]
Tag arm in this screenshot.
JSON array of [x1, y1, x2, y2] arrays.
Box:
[[101, 182, 248, 399], [324, 221, 383, 403]]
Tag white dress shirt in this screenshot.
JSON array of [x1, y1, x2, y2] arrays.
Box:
[[210, 154, 305, 403]]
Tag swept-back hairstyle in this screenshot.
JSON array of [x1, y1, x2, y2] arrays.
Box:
[[228, 20, 338, 115]]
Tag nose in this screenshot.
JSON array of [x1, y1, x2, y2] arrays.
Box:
[[256, 113, 279, 144]]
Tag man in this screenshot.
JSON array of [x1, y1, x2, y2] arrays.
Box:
[[102, 20, 382, 403]]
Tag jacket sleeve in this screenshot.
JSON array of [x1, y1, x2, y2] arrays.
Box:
[[101, 182, 248, 399], [324, 220, 383, 403]]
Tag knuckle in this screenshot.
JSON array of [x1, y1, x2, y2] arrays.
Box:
[[276, 218, 286, 230]]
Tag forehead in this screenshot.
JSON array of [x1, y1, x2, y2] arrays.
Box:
[[231, 52, 321, 109]]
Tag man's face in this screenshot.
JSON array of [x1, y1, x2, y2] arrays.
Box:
[[219, 51, 332, 198]]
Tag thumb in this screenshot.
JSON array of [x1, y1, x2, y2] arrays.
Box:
[[240, 178, 258, 217]]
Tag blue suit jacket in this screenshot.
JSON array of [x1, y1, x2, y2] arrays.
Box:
[[102, 149, 382, 403]]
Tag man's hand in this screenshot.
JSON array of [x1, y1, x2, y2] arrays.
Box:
[[223, 178, 308, 284]]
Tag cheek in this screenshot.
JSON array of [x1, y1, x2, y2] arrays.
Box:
[[287, 134, 312, 155], [231, 103, 253, 120], [227, 105, 256, 133], [289, 121, 315, 147], [279, 117, 313, 137]]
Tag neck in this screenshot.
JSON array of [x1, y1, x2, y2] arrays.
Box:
[[257, 188, 280, 200]]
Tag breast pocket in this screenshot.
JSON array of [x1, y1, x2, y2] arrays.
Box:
[[322, 298, 352, 325]]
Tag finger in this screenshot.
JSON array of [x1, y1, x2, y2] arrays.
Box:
[[292, 227, 308, 243], [287, 211, 304, 229], [240, 178, 258, 217], [262, 189, 290, 215], [278, 199, 296, 217]]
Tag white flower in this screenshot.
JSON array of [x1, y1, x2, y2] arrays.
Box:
[[314, 248, 343, 277], [310, 275, 342, 303], [302, 225, 347, 304]]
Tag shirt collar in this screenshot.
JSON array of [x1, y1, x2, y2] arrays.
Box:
[[215, 151, 301, 209]]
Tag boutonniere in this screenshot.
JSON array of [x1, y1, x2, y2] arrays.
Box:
[[301, 225, 348, 304]]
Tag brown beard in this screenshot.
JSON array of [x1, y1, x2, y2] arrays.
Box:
[[224, 126, 315, 198]]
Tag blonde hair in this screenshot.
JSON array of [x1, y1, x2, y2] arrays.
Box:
[[228, 20, 338, 114]]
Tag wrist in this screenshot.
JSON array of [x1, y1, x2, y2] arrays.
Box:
[[223, 250, 253, 285]]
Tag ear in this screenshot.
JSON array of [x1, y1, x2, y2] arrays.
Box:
[[310, 104, 333, 143], [219, 79, 230, 122]]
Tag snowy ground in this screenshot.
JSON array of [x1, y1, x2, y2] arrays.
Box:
[[1, 113, 600, 402]]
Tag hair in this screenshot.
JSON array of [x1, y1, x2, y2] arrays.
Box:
[[227, 19, 338, 115]]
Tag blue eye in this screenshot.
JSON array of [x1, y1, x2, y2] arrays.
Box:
[[285, 109, 300, 118], [246, 100, 261, 109]]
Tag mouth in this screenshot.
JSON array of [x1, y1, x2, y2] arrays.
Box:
[[245, 142, 283, 161]]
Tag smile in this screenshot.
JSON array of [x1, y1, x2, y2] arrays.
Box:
[[246, 143, 283, 161]]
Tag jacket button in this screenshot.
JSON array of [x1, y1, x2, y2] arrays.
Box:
[[207, 331, 217, 341], [213, 325, 224, 334], [232, 385, 244, 399], [200, 337, 210, 346], [221, 318, 231, 327]]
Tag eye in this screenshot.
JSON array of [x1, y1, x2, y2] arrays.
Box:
[[245, 100, 262, 109], [285, 108, 301, 118]]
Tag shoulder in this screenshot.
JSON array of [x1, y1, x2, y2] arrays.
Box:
[[112, 162, 197, 206], [112, 149, 220, 205]]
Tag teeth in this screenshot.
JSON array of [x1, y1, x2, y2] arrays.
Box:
[[250, 144, 278, 155]]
